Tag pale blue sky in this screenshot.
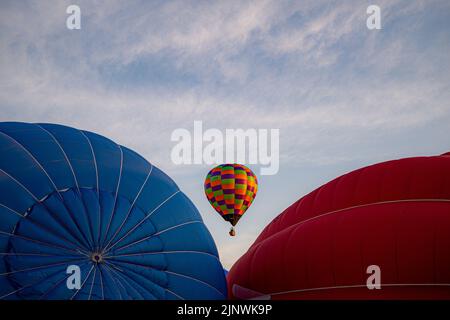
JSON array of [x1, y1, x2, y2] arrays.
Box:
[[1, 0, 449, 267]]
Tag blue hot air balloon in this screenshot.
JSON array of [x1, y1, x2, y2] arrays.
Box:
[[0, 122, 227, 300]]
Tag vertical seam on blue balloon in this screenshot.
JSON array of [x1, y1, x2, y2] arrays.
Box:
[[33, 124, 95, 250], [37, 260, 90, 300], [165, 288, 185, 300], [111, 266, 148, 299], [23, 207, 88, 256], [0, 230, 83, 256], [111, 220, 204, 253], [0, 203, 25, 217], [87, 265, 98, 300], [103, 190, 180, 254], [109, 261, 164, 299], [112, 259, 173, 298], [110, 258, 224, 298], [101, 263, 124, 298], [101, 145, 123, 248], [101, 264, 124, 299], [0, 252, 55, 257], [39, 126, 96, 251], [70, 264, 95, 300], [0, 131, 93, 254], [106, 250, 222, 262], [75, 195, 96, 251], [0, 130, 63, 200], [79, 130, 101, 250], [165, 270, 226, 298], [79, 131, 100, 198], [0, 257, 86, 276], [34, 124, 81, 194], [102, 163, 154, 253], [0, 169, 40, 203], [102, 261, 147, 299], [28, 208, 91, 256], [73, 130, 99, 251], [0, 171, 91, 259], [102, 258, 124, 272], [105, 255, 165, 272], [0, 261, 87, 300], [111, 266, 139, 300], [98, 264, 105, 300]]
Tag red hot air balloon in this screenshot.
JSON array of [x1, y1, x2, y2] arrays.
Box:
[[227, 153, 450, 299], [204, 164, 258, 236]]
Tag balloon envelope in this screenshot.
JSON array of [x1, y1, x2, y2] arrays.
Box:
[[204, 164, 257, 227], [228, 154, 450, 299], [0, 122, 227, 300]]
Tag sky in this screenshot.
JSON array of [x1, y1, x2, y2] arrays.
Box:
[[0, 0, 449, 268]]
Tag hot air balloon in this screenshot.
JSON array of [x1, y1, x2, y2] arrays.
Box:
[[228, 153, 450, 299], [204, 164, 258, 236], [0, 122, 227, 300]]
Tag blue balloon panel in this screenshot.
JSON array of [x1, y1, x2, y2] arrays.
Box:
[[0, 122, 227, 300]]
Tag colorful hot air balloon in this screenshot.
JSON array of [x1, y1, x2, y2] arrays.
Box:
[[0, 122, 227, 300], [204, 164, 258, 236]]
